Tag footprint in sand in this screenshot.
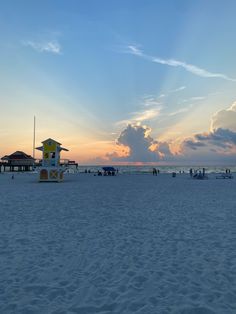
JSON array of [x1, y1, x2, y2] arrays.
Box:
[[131, 275, 148, 289], [148, 296, 158, 306], [128, 301, 146, 312]]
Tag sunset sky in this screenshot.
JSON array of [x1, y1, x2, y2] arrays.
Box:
[[1, 0, 236, 164]]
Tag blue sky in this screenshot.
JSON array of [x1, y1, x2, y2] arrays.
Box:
[[1, 0, 236, 164]]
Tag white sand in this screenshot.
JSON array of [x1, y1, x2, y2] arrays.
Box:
[[0, 172, 236, 314]]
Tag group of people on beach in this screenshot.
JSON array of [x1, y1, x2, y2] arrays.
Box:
[[189, 168, 206, 179], [85, 168, 118, 176], [96, 169, 118, 176], [189, 167, 231, 178]]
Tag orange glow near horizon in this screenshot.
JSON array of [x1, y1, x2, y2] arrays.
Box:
[[0, 129, 183, 164]]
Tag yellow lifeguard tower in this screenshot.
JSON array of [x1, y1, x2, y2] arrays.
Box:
[[36, 138, 69, 182]]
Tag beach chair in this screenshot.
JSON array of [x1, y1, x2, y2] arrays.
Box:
[[216, 173, 233, 179]]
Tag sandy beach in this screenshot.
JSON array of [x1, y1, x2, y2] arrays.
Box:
[[0, 172, 236, 314]]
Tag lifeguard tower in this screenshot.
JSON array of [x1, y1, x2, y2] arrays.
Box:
[[36, 138, 69, 182]]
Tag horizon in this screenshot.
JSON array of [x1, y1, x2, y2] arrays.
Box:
[[1, 0, 236, 165]]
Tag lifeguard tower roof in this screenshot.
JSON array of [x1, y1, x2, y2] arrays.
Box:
[[36, 138, 69, 152], [42, 138, 62, 145]]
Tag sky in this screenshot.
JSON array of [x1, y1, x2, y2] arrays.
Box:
[[1, 0, 236, 165]]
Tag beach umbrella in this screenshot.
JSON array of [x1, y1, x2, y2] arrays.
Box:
[[102, 167, 116, 172]]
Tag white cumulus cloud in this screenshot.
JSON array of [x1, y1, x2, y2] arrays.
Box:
[[211, 101, 236, 132]]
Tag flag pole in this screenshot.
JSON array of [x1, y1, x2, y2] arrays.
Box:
[[33, 116, 36, 163]]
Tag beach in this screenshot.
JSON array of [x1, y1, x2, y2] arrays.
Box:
[[0, 172, 236, 314]]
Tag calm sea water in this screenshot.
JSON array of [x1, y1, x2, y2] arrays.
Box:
[[76, 165, 236, 174]]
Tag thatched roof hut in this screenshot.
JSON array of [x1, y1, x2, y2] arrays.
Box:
[[1, 151, 34, 166], [0, 151, 35, 172]]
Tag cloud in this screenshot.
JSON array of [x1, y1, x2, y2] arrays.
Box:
[[127, 45, 236, 82], [127, 45, 143, 56], [183, 129, 236, 155], [182, 96, 206, 103], [106, 100, 236, 164], [169, 105, 192, 116], [190, 96, 206, 101], [178, 101, 236, 163], [170, 86, 186, 93], [183, 140, 206, 150], [109, 124, 174, 162], [156, 142, 174, 159], [155, 86, 186, 100], [198, 128, 236, 147], [115, 124, 158, 162], [116, 102, 162, 126], [23, 40, 61, 54], [211, 102, 236, 132], [132, 108, 161, 122], [143, 96, 161, 107], [112, 123, 236, 164], [117, 84, 187, 127]]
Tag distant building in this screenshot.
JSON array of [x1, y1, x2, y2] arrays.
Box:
[[0, 151, 35, 172]]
